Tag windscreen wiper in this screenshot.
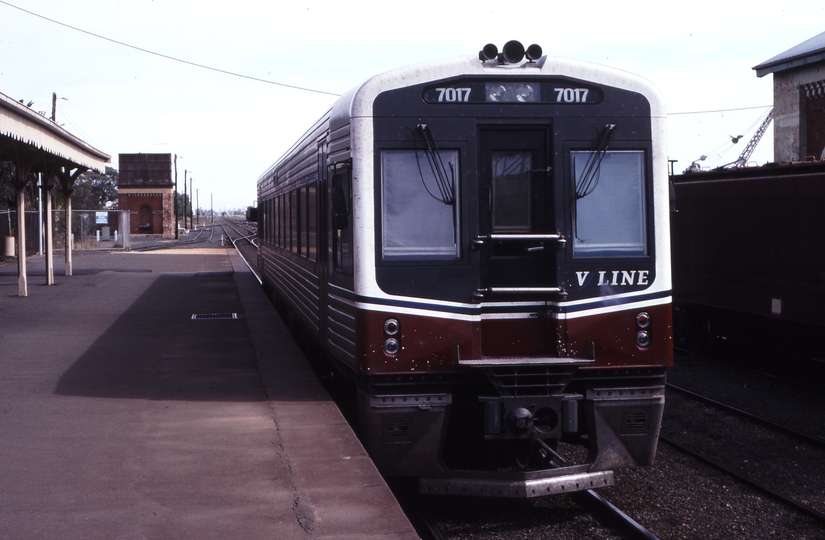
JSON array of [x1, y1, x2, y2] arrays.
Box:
[[410, 124, 458, 244], [575, 124, 616, 199], [413, 124, 456, 206]]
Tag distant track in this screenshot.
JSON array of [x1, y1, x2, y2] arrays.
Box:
[[131, 225, 214, 251], [659, 435, 825, 524], [666, 383, 825, 448], [217, 218, 261, 284], [663, 381, 825, 524]]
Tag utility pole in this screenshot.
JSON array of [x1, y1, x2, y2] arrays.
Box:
[[184, 169, 188, 231], [190, 176, 193, 230], [51, 93, 56, 122], [174, 155, 179, 240]]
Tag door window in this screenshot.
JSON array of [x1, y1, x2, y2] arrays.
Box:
[[491, 151, 532, 232]]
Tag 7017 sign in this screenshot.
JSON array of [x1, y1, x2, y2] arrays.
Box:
[[554, 87, 590, 103], [434, 87, 472, 102]]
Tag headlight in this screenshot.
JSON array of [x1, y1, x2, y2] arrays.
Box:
[[384, 338, 401, 356], [636, 331, 651, 348]]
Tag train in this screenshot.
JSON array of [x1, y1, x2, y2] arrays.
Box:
[[256, 41, 672, 498], [671, 161, 825, 352]]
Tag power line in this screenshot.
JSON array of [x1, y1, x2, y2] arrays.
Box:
[[0, 0, 340, 97], [1, 1, 774, 116], [668, 105, 771, 116]]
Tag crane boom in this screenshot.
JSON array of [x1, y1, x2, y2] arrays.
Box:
[[730, 109, 773, 168]]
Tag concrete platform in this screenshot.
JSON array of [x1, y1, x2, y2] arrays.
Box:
[[0, 243, 417, 539]]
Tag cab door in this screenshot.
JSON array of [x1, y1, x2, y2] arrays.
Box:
[[476, 128, 561, 357]]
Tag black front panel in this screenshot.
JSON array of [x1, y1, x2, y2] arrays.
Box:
[[372, 75, 654, 304]]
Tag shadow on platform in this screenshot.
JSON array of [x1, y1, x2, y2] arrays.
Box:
[[54, 272, 268, 402]]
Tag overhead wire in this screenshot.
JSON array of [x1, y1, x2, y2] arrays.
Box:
[[2, 2, 776, 112], [668, 105, 771, 116], [689, 107, 774, 169], [55, 102, 101, 149], [0, 0, 340, 97]]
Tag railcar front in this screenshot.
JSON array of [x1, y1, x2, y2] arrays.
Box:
[[346, 44, 672, 497], [259, 42, 673, 498]]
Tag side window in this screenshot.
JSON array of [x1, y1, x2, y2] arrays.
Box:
[[571, 150, 647, 257], [264, 200, 270, 243], [380, 149, 460, 260], [306, 184, 317, 262], [279, 194, 285, 248], [331, 165, 353, 274], [267, 199, 273, 243], [272, 197, 281, 246], [291, 189, 300, 255]]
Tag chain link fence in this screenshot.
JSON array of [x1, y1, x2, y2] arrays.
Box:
[[1, 210, 131, 257]]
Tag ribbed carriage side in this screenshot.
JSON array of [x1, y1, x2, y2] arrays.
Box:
[[323, 115, 358, 371], [258, 117, 329, 341]]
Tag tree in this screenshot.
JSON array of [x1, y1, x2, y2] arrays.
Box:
[[0, 162, 16, 211], [72, 167, 118, 210]]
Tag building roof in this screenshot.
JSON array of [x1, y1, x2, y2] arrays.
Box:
[[0, 90, 110, 171], [754, 31, 825, 77]]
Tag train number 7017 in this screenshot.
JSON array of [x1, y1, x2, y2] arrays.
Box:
[[435, 87, 472, 102], [555, 88, 589, 103]]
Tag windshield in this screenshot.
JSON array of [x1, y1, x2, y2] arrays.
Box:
[[571, 150, 647, 257], [381, 149, 460, 260]]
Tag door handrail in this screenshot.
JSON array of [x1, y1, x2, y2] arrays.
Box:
[[473, 286, 567, 302], [475, 233, 566, 245]]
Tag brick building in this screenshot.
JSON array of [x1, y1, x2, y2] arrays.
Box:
[[755, 31, 825, 162], [117, 153, 174, 238]]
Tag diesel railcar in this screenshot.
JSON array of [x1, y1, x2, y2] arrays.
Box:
[[257, 41, 672, 497]]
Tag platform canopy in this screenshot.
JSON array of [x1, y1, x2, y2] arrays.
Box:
[[0, 91, 109, 172], [1, 89, 110, 296]]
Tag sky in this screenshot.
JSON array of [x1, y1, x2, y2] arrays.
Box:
[[1, 0, 823, 211]]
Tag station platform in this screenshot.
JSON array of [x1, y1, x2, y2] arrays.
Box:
[[0, 239, 418, 539]]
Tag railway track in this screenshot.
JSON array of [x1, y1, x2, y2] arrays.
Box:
[[666, 382, 825, 448], [572, 490, 662, 540], [394, 480, 661, 540], [219, 217, 258, 249], [216, 217, 261, 283], [662, 376, 825, 525], [131, 224, 215, 251]]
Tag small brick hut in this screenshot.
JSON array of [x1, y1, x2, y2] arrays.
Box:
[[754, 31, 825, 162], [117, 153, 175, 238]]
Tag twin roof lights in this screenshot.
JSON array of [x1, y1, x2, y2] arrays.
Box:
[[479, 41, 543, 64]]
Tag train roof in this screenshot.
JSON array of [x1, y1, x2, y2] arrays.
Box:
[[259, 52, 666, 183], [330, 54, 666, 132]]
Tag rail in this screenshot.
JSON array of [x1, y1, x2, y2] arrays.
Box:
[[663, 382, 825, 524], [573, 490, 662, 540]]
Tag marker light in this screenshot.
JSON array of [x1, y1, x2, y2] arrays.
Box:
[[636, 311, 651, 328], [384, 318, 400, 336]]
